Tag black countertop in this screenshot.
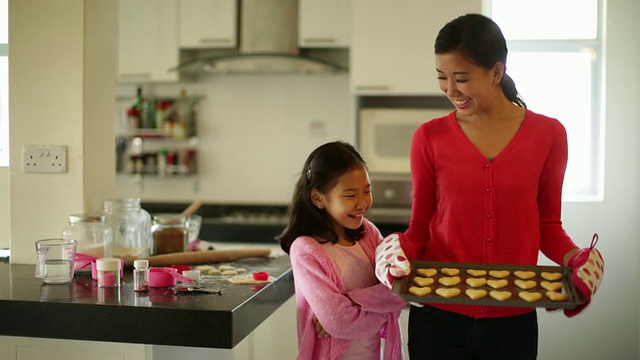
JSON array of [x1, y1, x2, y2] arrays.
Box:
[[0, 253, 293, 349]]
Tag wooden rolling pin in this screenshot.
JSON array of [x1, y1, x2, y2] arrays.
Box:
[[121, 248, 272, 267]]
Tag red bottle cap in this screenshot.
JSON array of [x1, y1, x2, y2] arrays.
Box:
[[253, 272, 269, 281], [170, 264, 191, 274]]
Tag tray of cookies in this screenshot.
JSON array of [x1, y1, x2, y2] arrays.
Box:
[[392, 261, 585, 309]]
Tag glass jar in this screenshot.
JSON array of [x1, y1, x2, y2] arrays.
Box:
[[103, 198, 152, 259], [151, 214, 187, 255], [63, 214, 113, 274]]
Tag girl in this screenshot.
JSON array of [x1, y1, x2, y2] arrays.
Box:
[[277, 141, 407, 360]]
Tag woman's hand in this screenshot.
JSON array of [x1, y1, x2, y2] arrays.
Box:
[[313, 315, 330, 338]]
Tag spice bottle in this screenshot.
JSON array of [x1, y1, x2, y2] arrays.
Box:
[[96, 258, 121, 288], [133, 259, 150, 292], [151, 214, 188, 255]]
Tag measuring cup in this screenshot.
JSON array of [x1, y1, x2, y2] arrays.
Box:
[[35, 238, 77, 284]]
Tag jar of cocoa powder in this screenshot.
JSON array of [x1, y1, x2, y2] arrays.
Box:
[[151, 214, 187, 255]]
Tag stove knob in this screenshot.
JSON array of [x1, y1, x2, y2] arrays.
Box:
[[383, 188, 395, 200]]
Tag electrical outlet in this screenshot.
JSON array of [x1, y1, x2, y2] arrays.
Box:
[[23, 145, 68, 173]]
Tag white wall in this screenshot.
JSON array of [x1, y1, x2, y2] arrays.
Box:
[[114, 74, 353, 204]]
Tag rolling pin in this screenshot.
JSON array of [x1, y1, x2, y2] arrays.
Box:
[[121, 248, 272, 267]]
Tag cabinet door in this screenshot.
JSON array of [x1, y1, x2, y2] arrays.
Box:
[[179, 0, 237, 49], [350, 0, 482, 95], [298, 0, 350, 48], [118, 0, 179, 83]]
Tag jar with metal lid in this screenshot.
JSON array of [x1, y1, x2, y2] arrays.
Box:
[[151, 214, 187, 255], [62, 213, 113, 274], [103, 198, 152, 259]]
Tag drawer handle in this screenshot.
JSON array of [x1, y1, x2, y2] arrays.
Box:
[[120, 73, 151, 80], [200, 38, 232, 44], [302, 38, 336, 44], [355, 85, 390, 91]]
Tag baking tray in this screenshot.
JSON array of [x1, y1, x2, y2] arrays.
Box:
[[392, 261, 585, 309]]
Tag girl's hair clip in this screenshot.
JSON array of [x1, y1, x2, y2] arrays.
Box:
[[306, 169, 312, 180]]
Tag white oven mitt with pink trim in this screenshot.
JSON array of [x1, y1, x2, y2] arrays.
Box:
[[564, 233, 604, 317], [375, 234, 411, 289]]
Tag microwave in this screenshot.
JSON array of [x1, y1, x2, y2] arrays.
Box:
[[358, 108, 451, 175]]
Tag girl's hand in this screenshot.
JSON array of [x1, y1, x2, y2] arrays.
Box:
[[564, 233, 604, 317], [313, 315, 330, 338]]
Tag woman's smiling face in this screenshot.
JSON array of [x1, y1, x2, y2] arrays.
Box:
[[436, 51, 503, 116]]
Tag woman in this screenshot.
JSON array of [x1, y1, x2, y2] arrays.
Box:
[[374, 14, 604, 359]]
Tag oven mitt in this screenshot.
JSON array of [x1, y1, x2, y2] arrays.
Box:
[[564, 233, 605, 318], [375, 233, 411, 289]]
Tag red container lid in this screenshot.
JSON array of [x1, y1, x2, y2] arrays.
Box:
[[253, 272, 269, 281]]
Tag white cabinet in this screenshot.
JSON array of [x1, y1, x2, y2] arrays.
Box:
[[179, 0, 237, 49], [118, 0, 179, 83], [350, 0, 482, 95], [298, 0, 350, 48], [0, 336, 151, 360]]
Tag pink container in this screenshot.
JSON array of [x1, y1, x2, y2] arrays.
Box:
[[91, 258, 124, 281], [149, 268, 178, 288]]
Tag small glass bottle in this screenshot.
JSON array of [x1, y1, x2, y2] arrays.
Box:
[[133, 259, 150, 292], [96, 257, 121, 288], [151, 214, 188, 255]]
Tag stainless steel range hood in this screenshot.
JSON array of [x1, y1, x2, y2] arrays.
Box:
[[172, 0, 348, 75]]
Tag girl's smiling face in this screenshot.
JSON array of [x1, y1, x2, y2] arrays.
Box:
[[312, 165, 372, 241], [436, 51, 504, 116]]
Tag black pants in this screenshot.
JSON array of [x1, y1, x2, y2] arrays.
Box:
[[408, 305, 538, 360]]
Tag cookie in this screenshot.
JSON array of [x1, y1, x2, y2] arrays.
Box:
[[546, 291, 569, 302], [541, 272, 563, 281], [438, 276, 461, 286], [514, 270, 536, 280], [436, 288, 461, 298], [487, 279, 508, 289], [441, 267, 460, 276], [489, 270, 510, 279], [218, 265, 236, 271], [518, 291, 542, 303], [465, 289, 487, 300], [466, 269, 487, 277], [465, 277, 487, 288], [207, 268, 222, 275], [489, 290, 512, 301], [413, 276, 435, 287], [514, 279, 537, 290], [221, 269, 238, 276], [409, 286, 432, 297], [416, 268, 437, 277], [540, 281, 563, 292]]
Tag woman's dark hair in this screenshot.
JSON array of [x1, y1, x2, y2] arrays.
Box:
[[435, 13, 526, 108], [277, 141, 367, 254]]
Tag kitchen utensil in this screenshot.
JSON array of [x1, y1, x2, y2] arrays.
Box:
[[148, 267, 194, 288], [121, 248, 272, 267], [181, 200, 202, 217], [35, 238, 77, 284]]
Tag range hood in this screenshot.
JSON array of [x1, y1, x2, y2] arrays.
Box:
[[172, 0, 348, 75]]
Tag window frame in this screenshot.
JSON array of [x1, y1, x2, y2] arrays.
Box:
[[489, 0, 605, 202]]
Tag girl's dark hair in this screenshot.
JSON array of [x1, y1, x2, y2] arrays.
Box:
[[277, 141, 367, 254], [435, 13, 526, 108]]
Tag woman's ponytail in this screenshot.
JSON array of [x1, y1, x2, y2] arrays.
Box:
[[501, 73, 527, 108]]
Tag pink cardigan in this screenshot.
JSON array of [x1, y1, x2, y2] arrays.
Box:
[[289, 219, 407, 359]]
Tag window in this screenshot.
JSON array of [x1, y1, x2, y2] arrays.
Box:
[[0, 0, 8, 166], [490, 0, 604, 201]]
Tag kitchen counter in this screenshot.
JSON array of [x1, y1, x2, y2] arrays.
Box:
[[0, 251, 293, 349]]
